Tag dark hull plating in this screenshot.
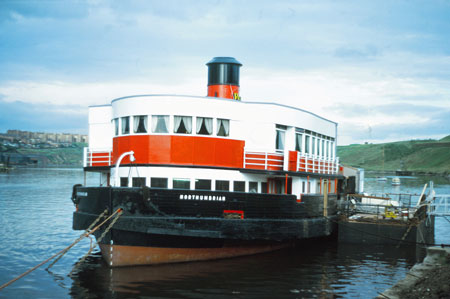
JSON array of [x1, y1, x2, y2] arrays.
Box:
[[72, 187, 337, 266]]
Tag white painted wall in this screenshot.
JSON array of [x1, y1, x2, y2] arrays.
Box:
[[88, 105, 113, 150]]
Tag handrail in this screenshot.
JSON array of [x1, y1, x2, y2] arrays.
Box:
[[114, 151, 135, 186]]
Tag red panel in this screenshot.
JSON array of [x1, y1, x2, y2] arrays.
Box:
[[148, 135, 171, 164], [171, 135, 195, 165], [288, 151, 297, 171], [112, 135, 244, 168], [207, 84, 240, 100], [194, 137, 216, 165]]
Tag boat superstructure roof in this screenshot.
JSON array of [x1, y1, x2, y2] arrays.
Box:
[[89, 94, 337, 126]]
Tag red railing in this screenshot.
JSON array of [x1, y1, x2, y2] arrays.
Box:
[[243, 151, 284, 171], [289, 151, 339, 174], [83, 147, 112, 167]]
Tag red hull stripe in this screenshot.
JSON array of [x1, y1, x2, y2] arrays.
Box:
[[113, 135, 245, 168]]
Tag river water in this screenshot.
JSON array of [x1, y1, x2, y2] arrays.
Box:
[[0, 168, 449, 298]]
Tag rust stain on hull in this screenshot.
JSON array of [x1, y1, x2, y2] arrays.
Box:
[[99, 243, 289, 267]]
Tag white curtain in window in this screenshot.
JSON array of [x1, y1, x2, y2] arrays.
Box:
[[174, 116, 182, 133], [133, 115, 148, 133], [196, 117, 212, 135], [152, 115, 169, 133], [182, 116, 192, 133], [174, 116, 192, 134], [204, 118, 212, 134], [121, 117, 129, 134], [217, 119, 229, 136]]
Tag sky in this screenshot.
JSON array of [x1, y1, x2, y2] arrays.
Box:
[[0, 0, 449, 145]]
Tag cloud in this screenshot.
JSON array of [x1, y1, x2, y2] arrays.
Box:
[[0, 99, 87, 134]]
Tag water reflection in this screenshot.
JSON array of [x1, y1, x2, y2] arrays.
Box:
[[69, 240, 420, 298]]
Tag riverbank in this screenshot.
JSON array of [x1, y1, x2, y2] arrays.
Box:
[[338, 135, 450, 176], [379, 247, 450, 298]]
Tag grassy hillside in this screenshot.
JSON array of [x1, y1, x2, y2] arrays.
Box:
[[338, 136, 450, 174], [16, 143, 86, 166]]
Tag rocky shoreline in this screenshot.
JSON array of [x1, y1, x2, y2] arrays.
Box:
[[379, 247, 450, 299]]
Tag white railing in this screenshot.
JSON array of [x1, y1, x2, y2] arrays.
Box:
[[295, 151, 339, 174], [243, 151, 284, 171], [83, 147, 112, 167], [429, 195, 450, 216]]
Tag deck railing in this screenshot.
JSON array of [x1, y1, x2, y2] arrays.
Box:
[[243, 151, 284, 171], [244, 149, 339, 174], [83, 147, 112, 167], [292, 151, 339, 174]]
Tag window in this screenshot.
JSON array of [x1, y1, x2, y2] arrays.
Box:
[[134, 115, 148, 133], [325, 141, 329, 158], [249, 181, 258, 193], [217, 119, 230, 137], [215, 180, 229, 191], [152, 115, 169, 133], [233, 181, 245, 192], [302, 181, 306, 193], [174, 116, 192, 134], [261, 182, 268, 194], [151, 177, 168, 188], [305, 135, 310, 154], [173, 178, 190, 189], [312, 137, 316, 155], [114, 118, 119, 136], [196, 117, 213, 135], [321, 140, 324, 157], [295, 133, 302, 152], [120, 177, 128, 187], [195, 179, 211, 190], [275, 126, 286, 152], [121, 117, 130, 135], [132, 177, 146, 187]]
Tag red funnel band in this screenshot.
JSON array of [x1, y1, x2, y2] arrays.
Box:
[[208, 84, 240, 100]]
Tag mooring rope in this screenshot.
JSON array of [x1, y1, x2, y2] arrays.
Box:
[[46, 209, 109, 270], [70, 208, 123, 275], [0, 208, 122, 291]]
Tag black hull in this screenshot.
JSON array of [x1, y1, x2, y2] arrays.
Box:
[[72, 187, 337, 266]]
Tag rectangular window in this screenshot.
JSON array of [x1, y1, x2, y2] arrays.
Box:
[[305, 135, 310, 154], [217, 119, 230, 136], [133, 115, 148, 133], [195, 179, 211, 190], [249, 181, 258, 193], [151, 115, 169, 133], [302, 181, 306, 193], [151, 177, 168, 188], [173, 178, 190, 189], [275, 127, 286, 152], [196, 117, 213, 135], [321, 140, 324, 157], [295, 133, 302, 152], [215, 180, 229, 191], [325, 141, 329, 158], [114, 118, 119, 136], [132, 177, 146, 187], [233, 181, 245, 192], [174, 116, 192, 134], [261, 182, 268, 194], [121, 117, 130, 135], [120, 177, 128, 187], [312, 137, 316, 155]]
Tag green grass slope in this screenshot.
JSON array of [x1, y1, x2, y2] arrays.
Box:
[[338, 136, 450, 174], [17, 143, 86, 166]]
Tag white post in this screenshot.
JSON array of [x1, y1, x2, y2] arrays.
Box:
[[83, 147, 88, 168]]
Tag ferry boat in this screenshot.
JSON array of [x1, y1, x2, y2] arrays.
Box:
[[71, 57, 345, 266]]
